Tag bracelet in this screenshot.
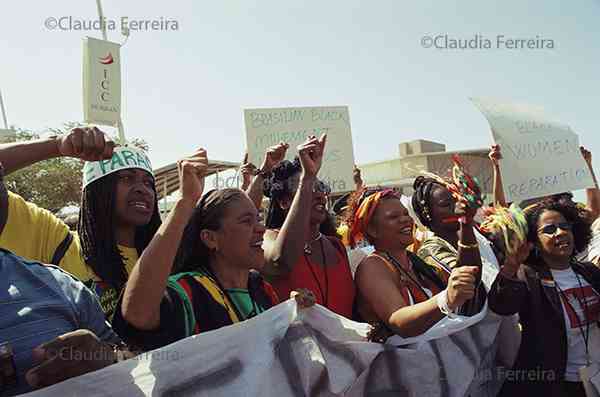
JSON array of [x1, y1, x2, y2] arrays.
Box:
[[107, 342, 129, 363], [436, 290, 458, 318], [457, 241, 479, 250], [253, 168, 272, 179]]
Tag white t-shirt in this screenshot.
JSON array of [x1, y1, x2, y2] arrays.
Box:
[[551, 267, 600, 381]]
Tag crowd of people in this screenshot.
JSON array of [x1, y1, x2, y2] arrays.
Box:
[[1, 126, 600, 396]]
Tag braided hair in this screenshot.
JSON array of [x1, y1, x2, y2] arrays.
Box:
[[263, 158, 338, 236], [174, 188, 246, 274], [263, 158, 302, 229], [77, 173, 162, 289], [411, 175, 446, 228]]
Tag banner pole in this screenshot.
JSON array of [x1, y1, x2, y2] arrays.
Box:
[[95, 0, 108, 41], [0, 89, 8, 129]]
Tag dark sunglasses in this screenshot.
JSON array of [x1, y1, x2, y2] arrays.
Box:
[[537, 222, 573, 235]]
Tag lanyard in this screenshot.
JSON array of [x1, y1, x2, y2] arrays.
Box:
[[555, 271, 591, 363], [383, 252, 430, 300], [305, 237, 329, 306]]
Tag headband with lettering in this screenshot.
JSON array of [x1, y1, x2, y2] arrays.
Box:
[[82, 146, 153, 189]]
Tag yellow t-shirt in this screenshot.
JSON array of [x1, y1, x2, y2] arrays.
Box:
[[0, 191, 139, 318]]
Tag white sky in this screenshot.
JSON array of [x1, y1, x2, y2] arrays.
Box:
[[2, 0, 599, 203]]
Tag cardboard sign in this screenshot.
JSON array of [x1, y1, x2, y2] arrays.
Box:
[[244, 106, 355, 193], [471, 97, 594, 203], [83, 37, 121, 126]]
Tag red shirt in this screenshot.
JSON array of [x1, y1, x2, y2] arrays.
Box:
[[272, 237, 355, 319]]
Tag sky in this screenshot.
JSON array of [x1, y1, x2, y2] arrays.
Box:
[[1, 0, 599, 199]]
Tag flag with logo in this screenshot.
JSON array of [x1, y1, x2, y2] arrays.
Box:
[[83, 37, 121, 126]]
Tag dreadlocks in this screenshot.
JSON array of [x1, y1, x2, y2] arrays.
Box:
[[77, 173, 162, 289], [263, 158, 338, 236], [263, 158, 302, 229]]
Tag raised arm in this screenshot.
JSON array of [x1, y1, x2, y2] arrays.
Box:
[[356, 257, 477, 338], [263, 135, 326, 274], [0, 127, 114, 175], [246, 143, 289, 210], [581, 146, 600, 221], [488, 247, 528, 315], [121, 148, 207, 330], [489, 144, 507, 207]]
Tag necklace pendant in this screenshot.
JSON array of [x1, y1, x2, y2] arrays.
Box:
[[304, 244, 312, 255]]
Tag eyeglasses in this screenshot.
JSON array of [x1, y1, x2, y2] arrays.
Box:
[[537, 222, 573, 235]]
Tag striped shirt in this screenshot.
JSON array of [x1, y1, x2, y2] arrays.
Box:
[[0, 249, 120, 396]]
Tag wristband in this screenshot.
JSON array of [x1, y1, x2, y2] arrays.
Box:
[[457, 241, 479, 250], [436, 290, 458, 318], [253, 168, 272, 179]]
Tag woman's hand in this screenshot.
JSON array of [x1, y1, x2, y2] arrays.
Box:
[[446, 266, 478, 311]]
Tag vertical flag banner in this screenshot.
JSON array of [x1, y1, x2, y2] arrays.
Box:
[[83, 37, 121, 126], [245, 106, 356, 193]]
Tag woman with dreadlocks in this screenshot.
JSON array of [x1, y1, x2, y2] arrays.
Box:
[[488, 199, 600, 396], [344, 187, 477, 341], [261, 135, 355, 318], [114, 149, 314, 351], [0, 127, 162, 319], [411, 156, 488, 316]]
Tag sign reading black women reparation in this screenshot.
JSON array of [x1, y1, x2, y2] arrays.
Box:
[[471, 97, 595, 203]]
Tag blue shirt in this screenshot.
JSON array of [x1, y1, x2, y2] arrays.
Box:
[[0, 249, 120, 396]]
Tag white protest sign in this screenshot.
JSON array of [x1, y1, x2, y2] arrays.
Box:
[[471, 97, 594, 203], [244, 106, 355, 193], [83, 37, 121, 126]]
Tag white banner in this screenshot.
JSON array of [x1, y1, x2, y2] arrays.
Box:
[[27, 297, 516, 397], [244, 106, 356, 193], [83, 37, 121, 126], [471, 97, 594, 203]]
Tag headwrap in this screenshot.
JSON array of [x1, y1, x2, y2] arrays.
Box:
[[422, 154, 484, 212], [82, 145, 153, 189], [479, 204, 528, 255], [343, 188, 399, 248]]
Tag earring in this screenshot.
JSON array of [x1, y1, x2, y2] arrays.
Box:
[[421, 200, 432, 221]]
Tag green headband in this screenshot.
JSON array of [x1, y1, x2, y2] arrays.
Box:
[[82, 146, 153, 189]]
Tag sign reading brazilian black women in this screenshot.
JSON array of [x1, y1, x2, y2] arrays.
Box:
[[244, 106, 356, 193], [83, 37, 121, 126], [471, 97, 595, 203]]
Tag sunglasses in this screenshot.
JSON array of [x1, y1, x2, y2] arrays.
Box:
[[313, 180, 331, 195], [537, 222, 573, 235]]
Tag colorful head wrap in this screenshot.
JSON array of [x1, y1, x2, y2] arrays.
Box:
[[343, 188, 399, 248], [479, 204, 528, 255], [421, 154, 484, 213]]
